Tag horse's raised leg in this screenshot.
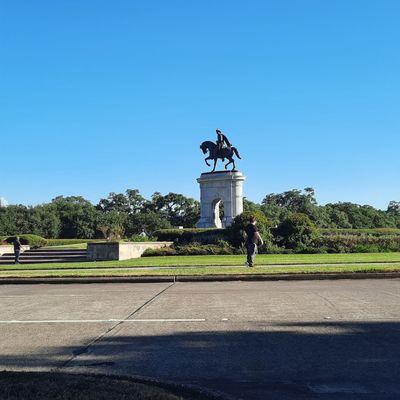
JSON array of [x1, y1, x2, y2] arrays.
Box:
[[205, 157, 212, 166]]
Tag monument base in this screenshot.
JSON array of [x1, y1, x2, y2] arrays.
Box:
[[196, 170, 246, 228]]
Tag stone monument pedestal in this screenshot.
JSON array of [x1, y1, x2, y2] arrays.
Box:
[[196, 171, 246, 228]]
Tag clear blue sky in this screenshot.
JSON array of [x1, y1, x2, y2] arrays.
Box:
[[1, 1, 399, 209]]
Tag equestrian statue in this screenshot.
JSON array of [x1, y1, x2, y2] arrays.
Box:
[[200, 129, 241, 173]]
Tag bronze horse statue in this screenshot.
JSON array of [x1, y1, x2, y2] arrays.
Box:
[[200, 141, 241, 172]]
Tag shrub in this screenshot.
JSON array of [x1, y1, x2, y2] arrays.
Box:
[[258, 242, 291, 254], [311, 234, 400, 253], [3, 234, 47, 248], [142, 233, 400, 255], [98, 217, 125, 242], [129, 235, 157, 242], [147, 222, 400, 254], [274, 213, 318, 250], [142, 242, 239, 257], [319, 228, 400, 236], [352, 244, 381, 253], [153, 228, 230, 245], [142, 246, 178, 257], [177, 243, 239, 256]]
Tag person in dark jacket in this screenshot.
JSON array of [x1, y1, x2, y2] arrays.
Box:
[[244, 216, 264, 267], [13, 236, 22, 264]]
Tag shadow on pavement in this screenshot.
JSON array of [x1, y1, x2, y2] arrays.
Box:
[[0, 370, 207, 400], [1, 321, 400, 400]]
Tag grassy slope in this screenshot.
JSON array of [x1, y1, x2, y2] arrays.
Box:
[[2, 252, 400, 271], [43, 243, 88, 249], [0, 263, 399, 278]]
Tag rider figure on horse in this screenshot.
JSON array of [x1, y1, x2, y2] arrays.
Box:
[[200, 129, 241, 172], [216, 129, 232, 154]]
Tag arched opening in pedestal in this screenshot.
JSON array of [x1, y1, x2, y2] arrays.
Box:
[[196, 171, 246, 229], [212, 198, 225, 228]]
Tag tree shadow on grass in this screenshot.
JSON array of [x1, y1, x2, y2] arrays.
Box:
[[1, 321, 400, 400]]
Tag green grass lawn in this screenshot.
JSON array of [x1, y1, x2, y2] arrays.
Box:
[[43, 243, 88, 249], [2, 252, 400, 271], [0, 263, 399, 278]]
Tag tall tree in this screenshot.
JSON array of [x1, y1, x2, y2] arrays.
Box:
[[51, 196, 100, 238], [97, 189, 149, 214], [149, 192, 200, 227]]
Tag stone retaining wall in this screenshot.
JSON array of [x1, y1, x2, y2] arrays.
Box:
[[0, 245, 30, 256], [87, 242, 173, 261]]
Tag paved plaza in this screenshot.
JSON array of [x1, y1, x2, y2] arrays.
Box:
[[0, 279, 399, 399]]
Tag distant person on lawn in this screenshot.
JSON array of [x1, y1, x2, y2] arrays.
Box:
[[244, 216, 264, 267], [13, 236, 22, 264]]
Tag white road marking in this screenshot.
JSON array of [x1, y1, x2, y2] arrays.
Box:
[[0, 318, 206, 324]]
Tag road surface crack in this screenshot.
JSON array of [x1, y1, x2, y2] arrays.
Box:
[[55, 282, 175, 370], [314, 292, 344, 319]]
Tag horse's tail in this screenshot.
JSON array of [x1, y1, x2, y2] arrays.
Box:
[[232, 147, 241, 159]]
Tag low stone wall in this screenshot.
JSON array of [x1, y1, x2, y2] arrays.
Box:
[[87, 242, 173, 261], [0, 245, 30, 255]]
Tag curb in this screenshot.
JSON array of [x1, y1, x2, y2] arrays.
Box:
[[0, 271, 399, 284]]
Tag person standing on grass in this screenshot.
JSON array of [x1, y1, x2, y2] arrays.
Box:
[[13, 236, 22, 264], [244, 216, 264, 267]]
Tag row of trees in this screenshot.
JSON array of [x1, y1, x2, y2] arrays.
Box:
[[0, 187, 399, 239], [0, 190, 199, 239], [245, 188, 400, 229]]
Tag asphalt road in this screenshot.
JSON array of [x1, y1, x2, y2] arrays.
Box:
[[0, 279, 399, 400]]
